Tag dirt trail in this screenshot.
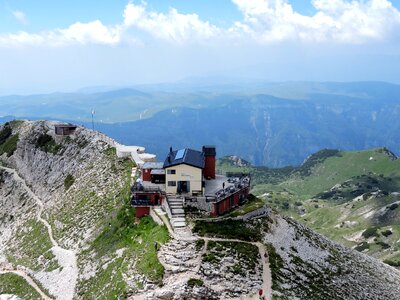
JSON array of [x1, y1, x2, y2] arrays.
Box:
[[153, 208, 272, 300], [0, 166, 78, 300]]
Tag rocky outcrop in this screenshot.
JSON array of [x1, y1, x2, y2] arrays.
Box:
[[264, 215, 400, 299]]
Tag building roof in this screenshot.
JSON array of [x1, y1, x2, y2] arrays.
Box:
[[142, 162, 164, 169], [150, 169, 165, 175], [54, 123, 77, 128], [163, 148, 205, 169]]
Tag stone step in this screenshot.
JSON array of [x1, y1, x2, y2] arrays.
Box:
[[172, 215, 185, 219], [168, 198, 183, 202], [169, 202, 183, 206], [172, 221, 186, 228], [171, 217, 185, 222], [171, 208, 185, 214], [169, 204, 183, 209]]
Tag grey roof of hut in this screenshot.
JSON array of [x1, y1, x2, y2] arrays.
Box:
[[142, 162, 164, 169], [163, 148, 205, 169]]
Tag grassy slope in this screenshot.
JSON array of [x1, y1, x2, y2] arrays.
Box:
[[73, 149, 170, 299], [253, 148, 400, 199], [218, 148, 400, 262], [6, 219, 59, 272], [0, 273, 42, 300]]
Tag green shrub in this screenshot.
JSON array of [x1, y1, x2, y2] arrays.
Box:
[[0, 125, 12, 145], [193, 219, 261, 241], [362, 227, 379, 239], [383, 259, 400, 267], [202, 252, 219, 264], [265, 243, 284, 290], [282, 202, 290, 210], [64, 174, 75, 190], [35, 134, 63, 154], [376, 241, 391, 249], [355, 242, 369, 252], [187, 278, 204, 288], [195, 239, 205, 251], [0, 134, 19, 157], [381, 230, 392, 237]]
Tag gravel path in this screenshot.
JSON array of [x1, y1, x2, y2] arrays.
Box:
[[0, 166, 78, 300]]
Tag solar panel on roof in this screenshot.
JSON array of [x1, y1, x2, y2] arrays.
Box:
[[175, 149, 186, 160]]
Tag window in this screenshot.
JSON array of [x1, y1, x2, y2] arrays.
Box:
[[168, 181, 176, 187], [167, 169, 176, 174]]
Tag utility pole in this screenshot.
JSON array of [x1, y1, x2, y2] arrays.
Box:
[[91, 109, 95, 131]]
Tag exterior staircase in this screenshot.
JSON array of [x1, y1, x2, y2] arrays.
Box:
[[167, 197, 186, 229]]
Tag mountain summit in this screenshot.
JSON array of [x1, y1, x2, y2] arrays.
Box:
[[1, 120, 400, 299]]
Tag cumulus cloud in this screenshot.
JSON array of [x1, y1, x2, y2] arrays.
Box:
[[231, 0, 400, 43], [0, 21, 124, 47], [123, 3, 220, 43], [1, 0, 400, 47], [12, 10, 29, 25]]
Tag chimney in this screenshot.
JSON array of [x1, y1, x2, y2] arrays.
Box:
[[170, 146, 173, 153], [203, 145, 216, 180]]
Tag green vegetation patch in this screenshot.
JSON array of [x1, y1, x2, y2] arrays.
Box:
[[0, 124, 12, 144], [91, 211, 170, 280], [0, 134, 19, 157], [6, 219, 59, 272], [296, 149, 342, 177], [362, 227, 379, 239], [0, 273, 42, 300], [354, 242, 370, 252], [104, 147, 117, 157], [0, 123, 19, 157], [78, 216, 170, 299], [384, 257, 400, 267], [187, 278, 204, 288], [195, 239, 205, 251], [265, 244, 284, 291], [193, 219, 261, 241], [202, 241, 261, 277], [64, 174, 75, 190], [35, 133, 63, 154], [381, 229, 392, 237], [225, 194, 265, 217]]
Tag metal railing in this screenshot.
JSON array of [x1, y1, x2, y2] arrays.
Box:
[[130, 199, 152, 206]]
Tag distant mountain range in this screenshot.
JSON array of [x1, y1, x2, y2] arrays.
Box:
[[1, 81, 400, 167]]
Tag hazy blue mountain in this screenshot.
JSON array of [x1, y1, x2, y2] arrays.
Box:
[[94, 93, 400, 167], [1, 81, 400, 167]]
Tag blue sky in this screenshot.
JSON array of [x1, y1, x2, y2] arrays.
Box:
[[1, 0, 400, 94], [0, 0, 321, 31]]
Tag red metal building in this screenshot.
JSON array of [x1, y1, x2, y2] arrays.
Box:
[[211, 186, 250, 217]]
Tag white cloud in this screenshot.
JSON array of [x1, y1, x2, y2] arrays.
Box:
[[1, 0, 400, 47], [231, 0, 400, 43], [0, 21, 124, 47], [12, 10, 29, 25], [59, 21, 122, 45], [123, 2, 220, 43]]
